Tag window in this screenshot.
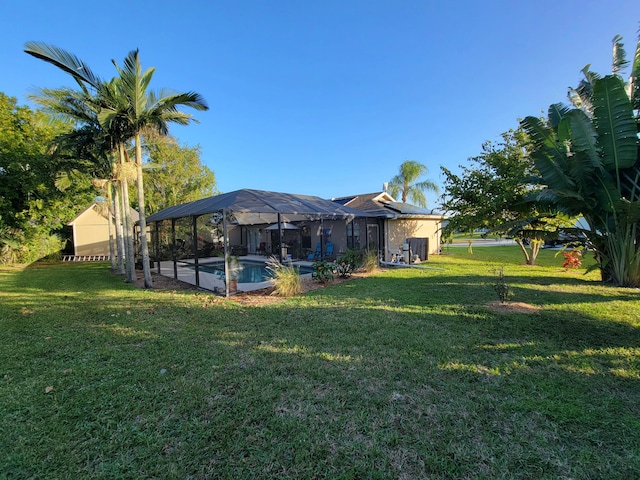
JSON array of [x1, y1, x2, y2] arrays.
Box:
[[347, 222, 360, 250]]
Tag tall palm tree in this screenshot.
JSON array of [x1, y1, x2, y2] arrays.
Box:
[[104, 50, 208, 288], [26, 78, 137, 280], [25, 43, 208, 288], [388, 160, 439, 207]]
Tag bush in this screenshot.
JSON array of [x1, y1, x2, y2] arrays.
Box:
[[561, 248, 583, 270], [266, 258, 302, 296], [334, 249, 362, 278], [312, 260, 335, 284], [0, 229, 65, 265], [362, 250, 379, 273]]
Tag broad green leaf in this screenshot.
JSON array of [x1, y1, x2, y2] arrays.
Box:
[[592, 75, 637, 172]]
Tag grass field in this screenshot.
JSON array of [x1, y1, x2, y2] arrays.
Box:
[[1, 247, 639, 479]]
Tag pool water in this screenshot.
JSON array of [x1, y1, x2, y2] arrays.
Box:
[[197, 260, 314, 283]]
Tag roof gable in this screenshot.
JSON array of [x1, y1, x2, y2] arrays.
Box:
[[331, 192, 396, 216], [68, 203, 140, 226], [333, 192, 444, 218]]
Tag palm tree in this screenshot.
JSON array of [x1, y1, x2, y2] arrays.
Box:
[[388, 160, 439, 207], [26, 81, 134, 279], [51, 124, 125, 274], [104, 50, 208, 288], [25, 43, 208, 288]]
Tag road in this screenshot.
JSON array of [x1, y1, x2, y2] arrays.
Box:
[[448, 238, 518, 247]]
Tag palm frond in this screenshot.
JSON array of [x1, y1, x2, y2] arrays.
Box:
[[152, 90, 209, 111], [413, 180, 440, 195], [612, 34, 629, 76], [521, 116, 573, 191], [548, 103, 570, 129], [24, 42, 101, 89], [407, 188, 427, 207], [564, 109, 603, 187]]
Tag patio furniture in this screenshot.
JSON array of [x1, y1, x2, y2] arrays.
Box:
[[308, 243, 321, 260], [325, 242, 334, 258], [231, 245, 248, 256]]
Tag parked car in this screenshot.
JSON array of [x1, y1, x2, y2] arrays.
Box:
[[544, 230, 588, 248]]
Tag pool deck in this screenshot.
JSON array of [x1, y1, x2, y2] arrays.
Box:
[[157, 255, 314, 294]]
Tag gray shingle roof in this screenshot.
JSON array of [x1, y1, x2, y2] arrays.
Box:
[[146, 189, 369, 224]]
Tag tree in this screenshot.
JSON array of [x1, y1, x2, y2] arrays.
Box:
[[26, 81, 134, 278], [51, 123, 127, 274], [440, 128, 573, 265], [388, 160, 439, 207], [102, 49, 209, 288], [0, 93, 95, 263], [25, 43, 209, 288], [25, 44, 139, 281], [521, 35, 640, 286], [142, 136, 217, 214]]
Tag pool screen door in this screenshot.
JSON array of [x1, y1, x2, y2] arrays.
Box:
[[367, 224, 379, 253]]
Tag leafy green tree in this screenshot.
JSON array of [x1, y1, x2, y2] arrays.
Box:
[[440, 128, 573, 265], [0, 93, 94, 263], [521, 35, 640, 286], [51, 123, 127, 274], [388, 160, 439, 207], [142, 136, 217, 214]]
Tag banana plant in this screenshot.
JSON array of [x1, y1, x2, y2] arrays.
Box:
[[521, 35, 640, 286]]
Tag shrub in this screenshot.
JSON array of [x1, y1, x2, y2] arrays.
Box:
[[0, 226, 23, 265], [561, 248, 583, 270], [334, 249, 362, 278], [362, 250, 379, 273], [312, 260, 335, 284], [266, 257, 302, 296], [1, 229, 65, 265]]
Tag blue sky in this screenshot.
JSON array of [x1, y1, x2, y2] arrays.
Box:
[[1, 1, 638, 209]]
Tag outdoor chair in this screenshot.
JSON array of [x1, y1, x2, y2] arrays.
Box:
[[325, 242, 334, 258], [308, 243, 321, 260]]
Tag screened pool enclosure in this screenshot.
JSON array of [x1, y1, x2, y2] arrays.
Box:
[[144, 189, 374, 296]]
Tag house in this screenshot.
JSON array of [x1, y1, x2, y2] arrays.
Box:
[[145, 189, 369, 262], [142, 188, 444, 295], [67, 203, 138, 258], [145, 189, 444, 264], [70, 190, 443, 266], [332, 192, 445, 262]]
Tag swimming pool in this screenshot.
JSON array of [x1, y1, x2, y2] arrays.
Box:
[[195, 260, 314, 283]]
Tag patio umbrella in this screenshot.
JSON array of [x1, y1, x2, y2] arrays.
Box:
[[265, 222, 299, 230]]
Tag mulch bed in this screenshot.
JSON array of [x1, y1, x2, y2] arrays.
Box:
[[135, 269, 370, 306], [485, 300, 540, 314]]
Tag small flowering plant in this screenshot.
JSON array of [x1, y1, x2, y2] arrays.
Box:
[[312, 260, 335, 284], [334, 250, 361, 278], [561, 248, 583, 270]]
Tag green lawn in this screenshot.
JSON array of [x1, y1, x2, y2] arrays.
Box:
[[1, 247, 639, 479]]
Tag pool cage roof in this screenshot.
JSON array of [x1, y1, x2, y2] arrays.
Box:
[[146, 189, 369, 225]]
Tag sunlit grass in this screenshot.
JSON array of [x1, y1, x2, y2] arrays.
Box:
[[1, 250, 639, 479]]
